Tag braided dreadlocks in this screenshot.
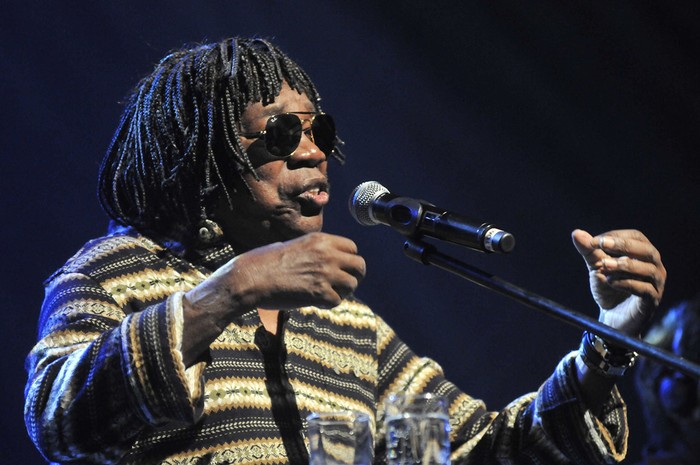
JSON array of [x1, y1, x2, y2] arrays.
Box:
[[98, 37, 338, 245]]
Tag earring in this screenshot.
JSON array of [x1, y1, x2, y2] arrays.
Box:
[[197, 218, 224, 245]]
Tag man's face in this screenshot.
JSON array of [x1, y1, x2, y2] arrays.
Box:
[[215, 82, 330, 252]]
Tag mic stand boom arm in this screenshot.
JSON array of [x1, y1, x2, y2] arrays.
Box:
[[403, 238, 700, 380]]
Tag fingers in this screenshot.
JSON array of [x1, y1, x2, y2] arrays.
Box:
[[305, 232, 366, 281], [340, 253, 367, 283], [314, 234, 366, 305], [594, 230, 657, 263], [312, 246, 365, 306], [575, 228, 666, 304], [600, 258, 664, 304]]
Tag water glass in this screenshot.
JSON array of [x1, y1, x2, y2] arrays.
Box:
[[307, 411, 373, 465], [384, 393, 451, 465]]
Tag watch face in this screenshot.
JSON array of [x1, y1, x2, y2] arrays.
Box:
[[580, 332, 636, 377]]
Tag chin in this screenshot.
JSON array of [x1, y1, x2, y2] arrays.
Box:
[[296, 223, 324, 237], [290, 217, 324, 237]]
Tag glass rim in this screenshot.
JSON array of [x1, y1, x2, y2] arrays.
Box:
[[386, 392, 447, 402], [306, 410, 370, 424]]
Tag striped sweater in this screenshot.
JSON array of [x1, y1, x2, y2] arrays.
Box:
[[25, 227, 629, 464]]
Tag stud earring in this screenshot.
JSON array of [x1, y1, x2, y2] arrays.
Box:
[[197, 218, 224, 245]]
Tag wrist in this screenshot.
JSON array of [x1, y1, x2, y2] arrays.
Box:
[[577, 331, 639, 378], [186, 255, 257, 311]]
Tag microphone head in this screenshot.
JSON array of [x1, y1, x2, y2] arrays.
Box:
[[348, 181, 389, 226]]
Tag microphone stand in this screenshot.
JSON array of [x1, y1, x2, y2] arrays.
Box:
[[403, 238, 700, 380]]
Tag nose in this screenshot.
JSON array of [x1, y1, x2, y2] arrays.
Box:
[[286, 132, 327, 168]]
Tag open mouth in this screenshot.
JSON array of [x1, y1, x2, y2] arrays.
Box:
[[295, 179, 330, 213]]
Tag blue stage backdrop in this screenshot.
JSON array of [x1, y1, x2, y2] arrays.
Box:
[[3, 2, 699, 463]]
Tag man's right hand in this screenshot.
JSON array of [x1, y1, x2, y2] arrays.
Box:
[[217, 232, 366, 310], [180, 233, 366, 365]]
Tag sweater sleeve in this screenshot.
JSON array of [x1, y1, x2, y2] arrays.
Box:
[[24, 272, 206, 464], [374, 315, 628, 465]]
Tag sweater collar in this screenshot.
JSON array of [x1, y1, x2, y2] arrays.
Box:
[[107, 222, 237, 272]]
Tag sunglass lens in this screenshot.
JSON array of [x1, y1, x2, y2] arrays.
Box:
[[312, 114, 336, 155], [265, 113, 302, 157]]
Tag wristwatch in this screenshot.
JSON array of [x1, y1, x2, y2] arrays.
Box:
[[578, 331, 639, 377]]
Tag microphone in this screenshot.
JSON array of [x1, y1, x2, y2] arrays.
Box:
[[348, 181, 515, 253]]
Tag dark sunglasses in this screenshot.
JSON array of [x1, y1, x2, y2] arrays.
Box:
[[239, 112, 336, 158]]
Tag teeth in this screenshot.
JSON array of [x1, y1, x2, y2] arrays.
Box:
[[308, 188, 320, 195]]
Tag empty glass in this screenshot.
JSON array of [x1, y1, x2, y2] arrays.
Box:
[[307, 411, 373, 465], [384, 393, 451, 465]]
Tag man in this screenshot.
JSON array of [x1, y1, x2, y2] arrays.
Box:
[[25, 37, 666, 464], [633, 295, 700, 464]]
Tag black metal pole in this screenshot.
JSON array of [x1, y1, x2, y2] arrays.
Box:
[[403, 239, 700, 380]]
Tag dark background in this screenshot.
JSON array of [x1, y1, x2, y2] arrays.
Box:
[[2, 2, 699, 463]]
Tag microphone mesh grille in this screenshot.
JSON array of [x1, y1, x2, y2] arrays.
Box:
[[348, 181, 388, 226]]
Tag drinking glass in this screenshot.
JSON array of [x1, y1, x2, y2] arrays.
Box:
[[384, 393, 451, 465], [307, 411, 373, 465]]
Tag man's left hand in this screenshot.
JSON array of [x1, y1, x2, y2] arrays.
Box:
[[572, 229, 666, 337]]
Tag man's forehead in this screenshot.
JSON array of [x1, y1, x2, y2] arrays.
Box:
[[242, 89, 314, 121], [260, 102, 287, 117]]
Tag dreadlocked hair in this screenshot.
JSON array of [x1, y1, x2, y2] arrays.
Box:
[[98, 37, 329, 245]]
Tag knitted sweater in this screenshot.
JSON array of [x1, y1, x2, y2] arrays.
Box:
[[25, 228, 629, 464]]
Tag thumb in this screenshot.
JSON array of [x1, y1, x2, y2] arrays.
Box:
[[571, 228, 604, 270]]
